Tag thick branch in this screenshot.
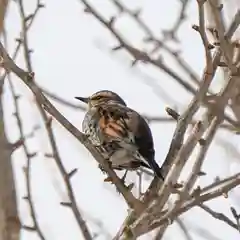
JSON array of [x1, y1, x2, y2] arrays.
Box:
[[0, 41, 146, 215]]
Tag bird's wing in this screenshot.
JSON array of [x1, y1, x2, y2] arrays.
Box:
[[96, 103, 164, 179], [96, 103, 154, 159], [96, 103, 133, 142]]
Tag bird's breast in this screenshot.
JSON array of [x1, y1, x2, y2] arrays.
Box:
[[82, 107, 102, 146]]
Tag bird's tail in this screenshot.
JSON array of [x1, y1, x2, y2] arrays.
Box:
[[116, 141, 164, 180], [135, 151, 164, 180], [148, 159, 164, 180]]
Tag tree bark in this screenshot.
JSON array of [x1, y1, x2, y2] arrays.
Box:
[[0, 0, 8, 34], [0, 82, 20, 240]]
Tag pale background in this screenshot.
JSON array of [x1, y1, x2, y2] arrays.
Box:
[[4, 0, 240, 239]]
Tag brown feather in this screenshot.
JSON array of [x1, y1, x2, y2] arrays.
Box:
[[96, 103, 155, 164]]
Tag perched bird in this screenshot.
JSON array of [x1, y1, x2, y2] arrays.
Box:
[[75, 90, 164, 180]]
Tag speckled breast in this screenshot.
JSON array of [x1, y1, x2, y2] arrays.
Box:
[[82, 107, 103, 146]]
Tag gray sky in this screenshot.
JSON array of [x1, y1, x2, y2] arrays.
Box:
[[4, 0, 240, 239]]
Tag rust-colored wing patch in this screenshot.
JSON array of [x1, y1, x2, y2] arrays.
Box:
[[98, 114, 128, 139]]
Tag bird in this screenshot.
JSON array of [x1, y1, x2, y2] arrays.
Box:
[[75, 90, 164, 181]]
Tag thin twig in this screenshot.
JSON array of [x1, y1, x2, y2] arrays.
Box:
[[17, 0, 93, 238], [111, 0, 200, 86], [79, 0, 197, 94], [5, 1, 46, 238], [40, 86, 86, 110], [133, 173, 240, 237], [199, 204, 239, 231], [8, 74, 46, 239], [0, 41, 145, 214], [154, 217, 193, 240], [114, 2, 240, 238], [0, 0, 43, 83], [162, 0, 191, 42]]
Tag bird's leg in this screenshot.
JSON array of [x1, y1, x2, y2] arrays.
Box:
[[104, 169, 127, 184], [137, 170, 143, 198], [120, 170, 134, 191], [121, 170, 128, 183], [102, 162, 115, 182]]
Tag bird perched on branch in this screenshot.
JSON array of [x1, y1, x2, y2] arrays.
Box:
[[75, 90, 164, 181]]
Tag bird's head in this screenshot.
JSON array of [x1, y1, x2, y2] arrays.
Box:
[[75, 90, 126, 108]]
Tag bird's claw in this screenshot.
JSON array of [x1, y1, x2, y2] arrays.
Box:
[[126, 183, 134, 191], [103, 176, 112, 182], [120, 170, 128, 183], [120, 176, 126, 185]]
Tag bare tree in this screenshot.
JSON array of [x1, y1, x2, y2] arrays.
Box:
[[0, 0, 8, 34], [0, 1, 20, 239], [0, 0, 239, 239]]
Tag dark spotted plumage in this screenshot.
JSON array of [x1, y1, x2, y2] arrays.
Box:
[[75, 90, 163, 180]]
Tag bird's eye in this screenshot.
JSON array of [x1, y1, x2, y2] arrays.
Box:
[[92, 95, 103, 101]]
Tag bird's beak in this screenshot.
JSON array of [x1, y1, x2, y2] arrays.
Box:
[[75, 96, 89, 104]]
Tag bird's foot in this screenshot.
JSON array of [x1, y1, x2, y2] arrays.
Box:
[[103, 175, 112, 182], [103, 176, 134, 194], [126, 182, 134, 191], [121, 170, 128, 183], [120, 171, 134, 192]]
